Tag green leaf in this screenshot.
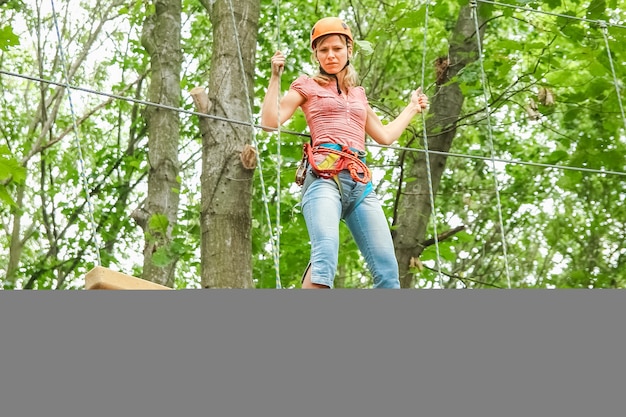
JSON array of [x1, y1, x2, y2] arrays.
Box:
[[432, 1, 450, 20], [152, 247, 173, 267], [0, 146, 26, 183], [559, 23, 585, 41], [354, 40, 373, 56], [497, 39, 523, 51], [148, 214, 169, 234], [396, 10, 426, 29], [546, 150, 569, 164], [0, 26, 20, 51], [586, 0, 606, 21], [453, 231, 473, 244], [0, 186, 17, 207], [587, 59, 607, 76], [570, 270, 588, 283], [586, 77, 612, 98], [545, 0, 562, 8], [524, 41, 546, 51], [556, 170, 583, 190], [170, 238, 187, 256], [437, 244, 455, 262]]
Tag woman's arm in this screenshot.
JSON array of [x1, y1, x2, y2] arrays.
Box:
[[365, 88, 429, 145], [261, 51, 305, 131]]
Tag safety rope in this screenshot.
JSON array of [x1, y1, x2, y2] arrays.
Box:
[[471, 0, 512, 288], [50, 0, 101, 266], [598, 21, 626, 133], [5, 69, 625, 179], [477, 0, 626, 134], [419, 0, 444, 287], [477, 0, 626, 29], [6, 1, 620, 291], [226, 0, 281, 288], [274, 0, 283, 289], [369, 142, 624, 177]]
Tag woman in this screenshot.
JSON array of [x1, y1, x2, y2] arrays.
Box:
[[261, 17, 429, 288]]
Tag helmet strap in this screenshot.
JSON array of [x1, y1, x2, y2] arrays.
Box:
[[319, 60, 350, 95]]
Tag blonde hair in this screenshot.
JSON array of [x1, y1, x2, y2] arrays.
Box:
[[311, 34, 359, 90]]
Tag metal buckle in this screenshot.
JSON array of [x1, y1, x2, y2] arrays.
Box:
[[295, 160, 308, 186]]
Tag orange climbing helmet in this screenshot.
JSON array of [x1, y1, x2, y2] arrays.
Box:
[[310, 17, 353, 50]]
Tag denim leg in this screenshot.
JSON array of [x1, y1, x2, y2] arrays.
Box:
[[344, 192, 400, 288], [301, 177, 342, 288]]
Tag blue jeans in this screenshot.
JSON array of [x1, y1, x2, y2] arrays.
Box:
[[301, 170, 400, 288]]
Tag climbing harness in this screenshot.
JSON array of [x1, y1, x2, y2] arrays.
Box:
[[296, 142, 373, 220], [296, 142, 374, 286], [298, 142, 371, 185]]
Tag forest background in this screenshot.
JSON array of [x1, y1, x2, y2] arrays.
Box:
[[1, 0, 624, 289]]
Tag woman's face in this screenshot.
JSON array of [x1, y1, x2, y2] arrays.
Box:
[[315, 35, 351, 74]]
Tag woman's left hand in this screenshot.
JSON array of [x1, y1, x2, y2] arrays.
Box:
[[411, 87, 429, 112]]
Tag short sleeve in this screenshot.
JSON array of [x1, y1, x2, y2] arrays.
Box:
[[354, 86, 368, 107], [289, 75, 311, 100]]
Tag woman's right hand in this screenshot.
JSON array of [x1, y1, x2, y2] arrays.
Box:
[[411, 87, 429, 112], [271, 50, 285, 76]]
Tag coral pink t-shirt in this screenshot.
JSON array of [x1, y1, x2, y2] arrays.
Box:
[[290, 75, 369, 152]]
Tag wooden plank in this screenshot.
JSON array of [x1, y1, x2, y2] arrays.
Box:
[[85, 266, 173, 290]]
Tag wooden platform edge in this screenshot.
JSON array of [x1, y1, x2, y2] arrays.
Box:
[[85, 266, 173, 290]]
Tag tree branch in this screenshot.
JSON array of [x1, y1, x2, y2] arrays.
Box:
[[422, 225, 466, 248]]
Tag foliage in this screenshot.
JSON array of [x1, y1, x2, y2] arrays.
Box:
[[1, 0, 624, 289]]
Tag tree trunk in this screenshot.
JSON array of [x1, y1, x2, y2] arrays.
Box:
[[6, 185, 25, 285], [137, 0, 182, 287], [393, 4, 487, 288], [198, 0, 259, 288]]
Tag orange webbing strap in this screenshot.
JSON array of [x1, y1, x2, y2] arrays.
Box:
[[304, 143, 372, 184]]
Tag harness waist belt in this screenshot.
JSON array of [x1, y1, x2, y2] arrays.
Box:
[[304, 142, 371, 184]]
